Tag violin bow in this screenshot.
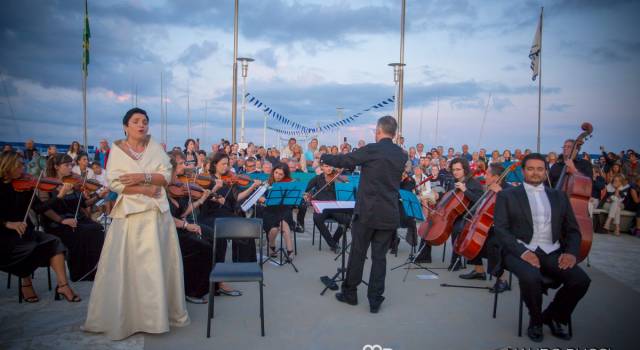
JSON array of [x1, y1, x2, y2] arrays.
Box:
[[310, 168, 345, 201], [21, 170, 45, 238], [186, 173, 199, 227], [72, 174, 88, 230]]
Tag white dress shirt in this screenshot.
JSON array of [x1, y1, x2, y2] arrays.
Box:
[[518, 182, 560, 255]]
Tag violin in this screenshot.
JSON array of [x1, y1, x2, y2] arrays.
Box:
[[453, 162, 519, 260], [326, 168, 348, 183], [11, 173, 62, 192], [61, 174, 104, 193], [168, 181, 206, 200], [177, 173, 216, 188], [555, 122, 593, 262], [220, 173, 252, 187]]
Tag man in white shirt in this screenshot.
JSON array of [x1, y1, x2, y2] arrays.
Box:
[[494, 153, 590, 343], [280, 137, 296, 159]]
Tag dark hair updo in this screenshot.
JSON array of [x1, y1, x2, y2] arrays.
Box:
[[122, 108, 149, 128]]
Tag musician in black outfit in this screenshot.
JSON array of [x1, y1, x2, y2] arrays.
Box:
[[320, 116, 407, 313], [549, 139, 593, 188], [494, 153, 590, 342], [389, 168, 417, 255], [303, 163, 351, 252], [447, 157, 484, 271], [457, 163, 510, 293]]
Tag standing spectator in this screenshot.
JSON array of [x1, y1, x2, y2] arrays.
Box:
[[547, 152, 558, 168], [478, 148, 487, 164], [280, 137, 296, 159], [514, 148, 523, 160], [46, 145, 57, 159], [590, 166, 606, 217], [195, 150, 207, 174], [502, 149, 512, 162], [489, 150, 502, 164], [94, 139, 110, 169], [305, 138, 318, 169], [291, 144, 308, 173], [605, 162, 622, 184], [67, 141, 81, 163], [416, 143, 426, 158], [446, 147, 455, 160], [461, 144, 472, 161], [184, 139, 198, 168], [623, 151, 639, 179], [23, 139, 36, 162]]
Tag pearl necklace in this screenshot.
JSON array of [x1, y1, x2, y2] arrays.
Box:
[[126, 140, 146, 160]]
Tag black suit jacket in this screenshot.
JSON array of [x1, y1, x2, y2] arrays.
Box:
[[493, 184, 582, 258], [320, 138, 407, 230]]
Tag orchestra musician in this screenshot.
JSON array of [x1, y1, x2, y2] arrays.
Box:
[[320, 116, 407, 314], [258, 163, 296, 259], [549, 139, 593, 187], [456, 163, 510, 293], [494, 153, 591, 342], [447, 157, 484, 271], [303, 163, 351, 253]]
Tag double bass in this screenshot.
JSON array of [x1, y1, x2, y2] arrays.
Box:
[[555, 122, 593, 262], [454, 162, 519, 260]]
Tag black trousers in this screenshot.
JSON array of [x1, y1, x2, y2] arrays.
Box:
[[449, 218, 465, 266], [313, 212, 351, 247], [296, 203, 307, 228], [341, 219, 394, 305], [415, 239, 432, 260], [504, 248, 591, 326]]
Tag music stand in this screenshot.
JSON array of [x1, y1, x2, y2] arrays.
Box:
[[262, 181, 305, 272], [315, 201, 355, 295], [391, 190, 439, 281], [331, 182, 358, 261]]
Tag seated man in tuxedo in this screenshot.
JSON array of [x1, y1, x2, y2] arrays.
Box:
[[494, 153, 591, 342]]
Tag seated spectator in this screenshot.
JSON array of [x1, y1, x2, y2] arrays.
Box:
[[626, 176, 640, 236], [606, 161, 622, 184], [590, 166, 606, 217], [623, 151, 639, 179], [72, 152, 95, 179], [601, 174, 629, 235]]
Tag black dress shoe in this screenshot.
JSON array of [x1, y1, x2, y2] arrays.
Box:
[[527, 325, 544, 343], [295, 224, 305, 233], [489, 279, 509, 293], [370, 304, 381, 314], [543, 315, 572, 340], [459, 271, 487, 280], [335, 292, 358, 306]]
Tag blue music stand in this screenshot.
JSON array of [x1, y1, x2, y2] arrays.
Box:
[[264, 181, 306, 272], [399, 189, 425, 221], [335, 182, 358, 201]]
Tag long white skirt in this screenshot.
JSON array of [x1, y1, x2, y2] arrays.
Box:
[[84, 208, 190, 340]]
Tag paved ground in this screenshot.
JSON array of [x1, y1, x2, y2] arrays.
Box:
[[1, 215, 638, 350]]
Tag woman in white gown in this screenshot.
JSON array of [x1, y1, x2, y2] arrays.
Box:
[[84, 108, 190, 340]]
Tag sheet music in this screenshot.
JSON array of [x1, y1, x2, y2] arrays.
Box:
[[311, 200, 355, 214], [241, 184, 268, 212]]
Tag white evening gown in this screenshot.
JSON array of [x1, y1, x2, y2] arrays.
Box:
[[84, 137, 189, 340]]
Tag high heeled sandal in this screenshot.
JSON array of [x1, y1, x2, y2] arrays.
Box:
[[20, 283, 39, 303], [55, 283, 81, 302], [269, 246, 278, 258]]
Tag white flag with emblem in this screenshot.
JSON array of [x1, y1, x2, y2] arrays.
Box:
[[529, 9, 543, 81]]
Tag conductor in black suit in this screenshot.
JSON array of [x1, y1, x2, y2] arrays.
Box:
[[320, 116, 407, 313], [494, 153, 591, 342]]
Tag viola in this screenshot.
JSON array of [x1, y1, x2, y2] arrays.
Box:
[[555, 122, 593, 262], [11, 173, 62, 192], [454, 162, 519, 260]]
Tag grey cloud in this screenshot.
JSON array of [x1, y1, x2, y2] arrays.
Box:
[[177, 40, 218, 66], [546, 103, 572, 112], [254, 48, 278, 68]]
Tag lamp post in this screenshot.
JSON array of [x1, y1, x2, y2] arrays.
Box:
[[388, 63, 405, 121], [231, 0, 239, 143], [237, 57, 254, 143], [336, 107, 344, 147]]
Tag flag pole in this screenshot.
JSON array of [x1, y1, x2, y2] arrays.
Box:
[[81, 0, 90, 152], [536, 7, 543, 153]]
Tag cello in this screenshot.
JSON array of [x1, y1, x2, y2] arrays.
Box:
[[417, 182, 472, 246], [555, 122, 593, 262], [454, 162, 519, 260]]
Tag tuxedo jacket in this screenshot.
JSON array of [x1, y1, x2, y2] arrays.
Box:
[[320, 138, 407, 230], [493, 184, 582, 258]]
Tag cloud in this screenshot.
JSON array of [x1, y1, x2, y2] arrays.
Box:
[[546, 103, 572, 112], [254, 48, 278, 68], [177, 40, 218, 66]]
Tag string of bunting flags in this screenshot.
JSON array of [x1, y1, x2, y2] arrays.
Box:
[[245, 92, 395, 136]]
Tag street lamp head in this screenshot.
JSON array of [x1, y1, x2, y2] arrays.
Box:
[[388, 63, 406, 83], [237, 57, 254, 77]]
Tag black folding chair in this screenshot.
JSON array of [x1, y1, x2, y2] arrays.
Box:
[[207, 217, 264, 337]]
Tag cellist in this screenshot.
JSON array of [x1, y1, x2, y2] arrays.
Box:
[[447, 157, 484, 271], [549, 139, 593, 187], [456, 163, 510, 293]]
